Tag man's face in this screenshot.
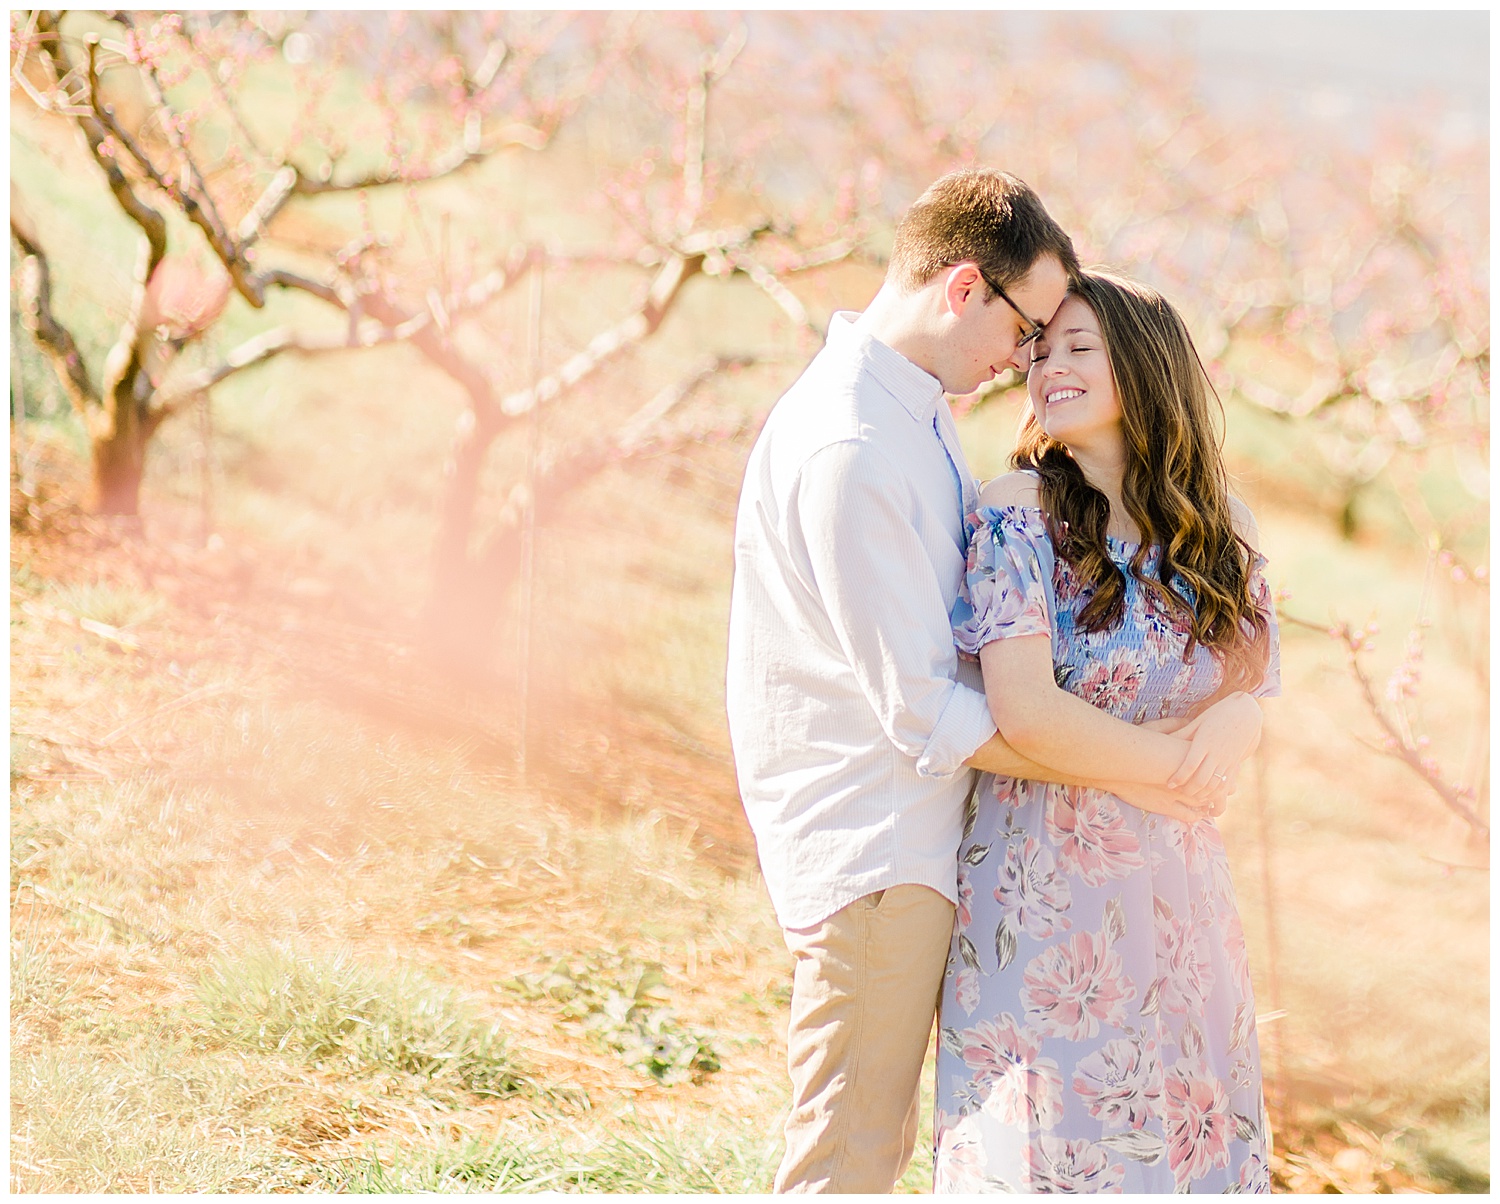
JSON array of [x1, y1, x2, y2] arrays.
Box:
[[943, 254, 1069, 397]]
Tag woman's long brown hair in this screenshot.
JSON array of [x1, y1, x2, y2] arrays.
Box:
[[1013, 270, 1269, 693]]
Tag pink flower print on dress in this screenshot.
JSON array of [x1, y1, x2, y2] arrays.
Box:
[[967, 568, 1033, 632], [1163, 1060, 1235, 1190], [954, 1012, 1064, 1129], [957, 859, 975, 928], [1045, 788, 1146, 886], [1222, 910, 1253, 1001], [1021, 930, 1137, 1040], [954, 964, 981, 1016], [1239, 1150, 1271, 1193], [1163, 816, 1225, 877], [1072, 1036, 1165, 1130], [1053, 554, 1086, 607], [1073, 649, 1146, 715], [1138, 601, 1185, 665], [1022, 1134, 1126, 1193], [995, 835, 1073, 939], [934, 1112, 989, 1193], [1152, 896, 1217, 1018], [989, 776, 1016, 810]]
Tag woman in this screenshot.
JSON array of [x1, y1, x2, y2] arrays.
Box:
[[933, 271, 1278, 1193]]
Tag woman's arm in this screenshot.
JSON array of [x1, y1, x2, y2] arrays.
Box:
[[979, 633, 1196, 788]]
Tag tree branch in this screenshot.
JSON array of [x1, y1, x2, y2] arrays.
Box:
[[475, 354, 755, 587], [721, 248, 818, 334], [107, 17, 239, 268], [29, 18, 168, 274], [286, 123, 550, 198], [9, 200, 100, 420], [155, 311, 431, 412], [498, 252, 705, 420], [1278, 608, 1488, 837]]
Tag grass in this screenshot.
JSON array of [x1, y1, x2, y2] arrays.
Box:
[[321, 1114, 781, 1193], [196, 946, 530, 1099]]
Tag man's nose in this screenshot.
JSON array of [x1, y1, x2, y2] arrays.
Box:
[[1004, 346, 1030, 373]]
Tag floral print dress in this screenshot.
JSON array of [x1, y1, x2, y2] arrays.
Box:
[[933, 503, 1280, 1194]]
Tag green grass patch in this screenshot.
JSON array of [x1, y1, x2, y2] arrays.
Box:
[[506, 950, 721, 1085], [195, 945, 529, 1100]]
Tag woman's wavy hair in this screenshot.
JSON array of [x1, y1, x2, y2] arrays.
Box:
[[1013, 270, 1269, 693]]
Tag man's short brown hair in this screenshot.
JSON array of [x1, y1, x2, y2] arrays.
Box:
[[887, 169, 1079, 295]]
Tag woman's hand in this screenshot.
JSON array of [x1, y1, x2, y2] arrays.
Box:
[[1166, 692, 1263, 800]]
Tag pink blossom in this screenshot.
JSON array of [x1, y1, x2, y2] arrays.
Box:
[[1153, 897, 1217, 1017], [1022, 930, 1136, 1040], [995, 835, 1073, 939], [1164, 1062, 1235, 1189], [1072, 1037, 1164, 1130], [954, 1012, 1064, 1129], [1022, 1134, 1126, 1193], [1046, 789, 1145, 886]]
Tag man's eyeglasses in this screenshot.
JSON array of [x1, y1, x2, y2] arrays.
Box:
[[976, 267, 1046, 350]]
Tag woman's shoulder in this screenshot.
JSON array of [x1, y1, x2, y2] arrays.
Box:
[[976, 470, 1042, 510], [1227, 494, 1260, 551]]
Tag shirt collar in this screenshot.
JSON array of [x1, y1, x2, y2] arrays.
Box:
[[827, 311, 944, 422]]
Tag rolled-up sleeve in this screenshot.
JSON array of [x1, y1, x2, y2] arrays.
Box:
[[789, 439, 997, 777]]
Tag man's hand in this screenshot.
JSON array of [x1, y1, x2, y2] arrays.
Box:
[[1109, 779, 1218, 826]]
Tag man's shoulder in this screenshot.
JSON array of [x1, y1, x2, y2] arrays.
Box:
[[758, 347, 908, 467]]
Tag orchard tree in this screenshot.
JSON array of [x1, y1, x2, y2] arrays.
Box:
[[9, 10, 879, 664], [9, 9, 610, 516]]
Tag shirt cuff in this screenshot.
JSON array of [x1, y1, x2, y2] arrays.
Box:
[[915, 682, 997, 778]]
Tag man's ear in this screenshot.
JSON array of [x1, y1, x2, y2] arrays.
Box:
[[942, 262, 985, 317]]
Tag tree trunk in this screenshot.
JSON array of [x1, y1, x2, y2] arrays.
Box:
[[89, 420, 148, 516], [428, 411, 501, 584]]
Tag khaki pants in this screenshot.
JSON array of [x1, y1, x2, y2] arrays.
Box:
[[774, 884, 956, 1194]]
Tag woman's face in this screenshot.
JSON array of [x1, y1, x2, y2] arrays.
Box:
[[1025, 295, 1122, 449]]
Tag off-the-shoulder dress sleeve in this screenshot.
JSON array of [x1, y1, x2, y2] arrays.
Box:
[[1247, 550, 1282, 698], [951, 504, 1056, 656]]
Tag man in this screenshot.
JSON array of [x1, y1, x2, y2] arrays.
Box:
[[725, 169, 1209, 1193]]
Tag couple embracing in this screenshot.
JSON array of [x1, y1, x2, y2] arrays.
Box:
[[725, 169, 1278, 1194]]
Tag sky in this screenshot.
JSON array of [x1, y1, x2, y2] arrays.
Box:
[[1107, 10, 1488, 136]]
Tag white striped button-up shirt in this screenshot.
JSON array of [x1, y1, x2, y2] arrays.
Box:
[[726, 312, 998, 929]]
